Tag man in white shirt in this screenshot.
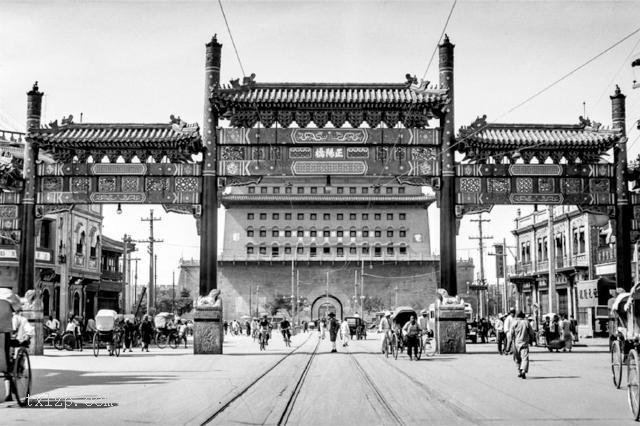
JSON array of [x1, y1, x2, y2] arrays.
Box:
[[4, 304, 34, 402], [378, 311, 392, 354], [503, 308, 516, 355]]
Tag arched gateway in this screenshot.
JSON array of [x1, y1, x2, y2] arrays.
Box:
[[310, 295, 343, 321]]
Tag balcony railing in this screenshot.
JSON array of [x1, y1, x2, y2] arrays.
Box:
[[597, 246, 616, 264], [514, 254, 588, 276], [101, 270, 123, 282]]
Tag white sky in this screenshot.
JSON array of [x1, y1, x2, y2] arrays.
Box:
[[1, 0, 640, 289]]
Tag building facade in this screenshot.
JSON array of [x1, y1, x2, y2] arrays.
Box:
[[508, 205, 634, 337], [0, 130, 130, 324]]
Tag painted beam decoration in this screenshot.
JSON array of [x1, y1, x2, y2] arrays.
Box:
[[218, 128, 440, 177], [36, 163, 201, 205], [455, 163, 616, 205]]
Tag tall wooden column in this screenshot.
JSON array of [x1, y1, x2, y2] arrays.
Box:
[[439, 35, 457, 296], [611, 85, 632, 291], [18, 82, 42, 296], [195, 36, 223, 354], [200, 35, 221, 296]]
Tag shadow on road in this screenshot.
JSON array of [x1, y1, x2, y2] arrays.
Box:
[[31, 368, 177, 396], [526, 376, 580, 380]]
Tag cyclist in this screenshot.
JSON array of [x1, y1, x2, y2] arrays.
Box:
[[258, 314, 271, 346], [280, 318, 291, 345], [378, 311, 393, 354]]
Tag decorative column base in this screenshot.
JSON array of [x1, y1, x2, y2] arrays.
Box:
[[22, 308, 44, 355], [193, 305, 223, 354], [435, 296, 466, 354]]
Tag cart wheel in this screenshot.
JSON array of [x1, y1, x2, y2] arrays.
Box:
[[416, 339, 422, 360], [423, 338, 437, 357], [54, 335, 63, 351], [11, 347, 31, 407], [93, 333, 99, 357], [156, 332, 167, 349], [628, 349, 640, 420], [612, 340, 624, 389], [383, 335, 389, 358], [62, 333, 75, 351], [393, 336, 399, 360], [169, 333, 178, 350]]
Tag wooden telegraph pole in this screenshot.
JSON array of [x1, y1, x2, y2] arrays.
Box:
[[470, 213, 492, 318], [136, 209, 163, 314]]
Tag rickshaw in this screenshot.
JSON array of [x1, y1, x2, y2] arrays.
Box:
[[624, 284, 640, 420], [609, 292, 630, 389], [154, 312, 179, 349], [345, 316, 367, 340], [92, 309, 123, 357], [390, 307, 419, 360]]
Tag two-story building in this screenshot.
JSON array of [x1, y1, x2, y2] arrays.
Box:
[[509, 206, 604, 320], [0, 130, 131, 324]]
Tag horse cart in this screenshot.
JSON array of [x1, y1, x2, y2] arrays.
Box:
[[92, 309, 123, 357]]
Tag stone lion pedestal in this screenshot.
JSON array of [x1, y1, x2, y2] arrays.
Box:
[[21, 308, 43, 356], [194, 305, 223, 354], [434, 290, 466, 354]]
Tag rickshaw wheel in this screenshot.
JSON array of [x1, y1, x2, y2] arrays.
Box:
[[169, 332, 179, 349], [627, 349, 640, 420], [92, 332, 99, 357], [11, 347, 31, 407], [416, 338, 422, 360], [392, 335, 399, 360], [156, 332, 167, 349], [384, 335, 389, 358], [612, 340, 624, 389]]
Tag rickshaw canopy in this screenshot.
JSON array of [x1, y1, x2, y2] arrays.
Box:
[[95, 309, 118, 332], [154, 312, 175, 328], [391, 306, 417, 328], [612, 292, 631, 313]]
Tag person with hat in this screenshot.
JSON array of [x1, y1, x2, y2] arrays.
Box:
[[511, 311, 534, 379], [418, 309, 430, 335], [378, 311, 393, 354], [2, 294, 33, 401], [327, 312, 339, 352], [258, 314, 272, 347]]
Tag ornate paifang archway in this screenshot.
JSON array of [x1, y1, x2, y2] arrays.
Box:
[[310, 295, 343, 321]]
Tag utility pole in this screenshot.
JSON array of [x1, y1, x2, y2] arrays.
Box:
[[137, 209, 163, 314], [172, 270, 176, 314], [255, 285, 260, 317], [326, 271, 329, 299], [291, 259, 295, 324], [394, 285, 398, 308], [548, 206, 556, 314], [470, 213, 493, 319], [296, 269, 300, 326], [354, 270, 358, 314], [130, 257, 140, 313], [360, 259, 365, 316], [122, 234, 132, 314]]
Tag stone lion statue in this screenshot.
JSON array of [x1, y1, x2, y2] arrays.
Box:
[[196, 289, 222, 308], [22, 289, 43, 311]]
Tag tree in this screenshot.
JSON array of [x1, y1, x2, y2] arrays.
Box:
[[363, 296, 385, 314], [264, 294, 292, 316]]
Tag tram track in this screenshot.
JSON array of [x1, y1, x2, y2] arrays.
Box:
[[346, 345, 406, 426], [202, 334, 319, 425]]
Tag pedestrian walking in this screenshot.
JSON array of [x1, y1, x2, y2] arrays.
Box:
[[569, 315, 578, 343], [140, 315, 153, 352], [511, 311, 535, 379], [223, 320, 228, 335], [560, 314, 572, 352], [319, 317, 326, 340], [402, 315, 421, 361], [328, 312, 339, 352], [495, 313, 505, 354], [340, 319, 350, 347], [303, 321, 308, 333], [124, 318, 136, 352], [178, 320, 188, 348], [503, 308, 516, 355], [378, 311, 392, 354]]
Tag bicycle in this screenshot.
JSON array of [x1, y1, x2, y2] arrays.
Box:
[[259, 329, 269, 351], [43, 330, 63, 350], [282, 328, 291, 347], [420, 332, 437, 358], [4, 338, 31, 406], [156, 329, 179, 349]]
